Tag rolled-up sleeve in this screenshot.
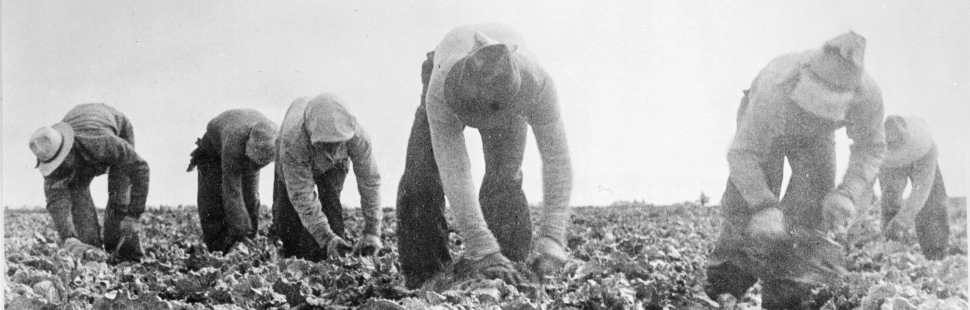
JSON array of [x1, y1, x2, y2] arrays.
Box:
[[838, 80, 886, 204], [280, 136, 335, 247], [347, 127, 382, 237]]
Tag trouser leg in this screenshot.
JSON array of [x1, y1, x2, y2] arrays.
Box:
[[398, 50, 454, 289], [273, 165, 327, 262], [316, 163, 349, 240], [762, 137, 838, 309], [71, 173, 103, 248], [914, 165, 949, 260], [706, 143, 784, 299], [780, 136, 835, 233], [242, 170, 261, 239], [478, 119, 532, 262], [397, 104, 452, 289], [196, 162, 233, 253]]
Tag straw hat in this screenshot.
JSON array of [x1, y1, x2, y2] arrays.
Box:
[[883, 115, 934, 167], [29, 123, 75, 176], [304, 94, 357, 143], [444, 31, 522, 128], [790, 31, 867, 121]]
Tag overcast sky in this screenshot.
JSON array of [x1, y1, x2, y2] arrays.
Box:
[[3, 1, 968, 209]]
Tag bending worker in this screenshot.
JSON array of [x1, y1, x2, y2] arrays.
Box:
[[396, 24, 573, 288], [705, 32, 885, 309], [29, 103, 149, 261], [272, 94, 383, 261], [879, 115, 949, 260], [188, 109, 278, 254]]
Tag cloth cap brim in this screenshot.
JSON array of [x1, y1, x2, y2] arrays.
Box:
[[304, 94, 357, 143]]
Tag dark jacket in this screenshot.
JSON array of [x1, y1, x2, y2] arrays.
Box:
[[189, 109, 278, 221]]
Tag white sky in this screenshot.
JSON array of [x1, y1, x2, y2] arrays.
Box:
[[2, 1, 968, 209]]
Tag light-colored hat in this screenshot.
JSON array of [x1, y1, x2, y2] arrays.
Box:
[[29, 123, 75, 176], [444, 31, 521, 128], [883, 115, 934, 167], [790, 31, 867, 121], [304, 94, 357, 143]]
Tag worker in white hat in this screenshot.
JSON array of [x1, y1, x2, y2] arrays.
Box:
[[396, 24, 573, 289], [271, 94, 383, 261], [879, 115, 949, 260], [28, 103, 149, 261], [187, 109, 278, 254], [706, 32, 886, 309]]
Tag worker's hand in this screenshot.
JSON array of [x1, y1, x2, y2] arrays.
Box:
[[746, 206, 788, 242], [114, 217, 144, 260], [528, 237, 570, 277], [470, 252, 525, 285], [326, 236, 354, 259], [822, 192, 857, 233], [354, 234, 383, 256], [63, 238, 107, 261]]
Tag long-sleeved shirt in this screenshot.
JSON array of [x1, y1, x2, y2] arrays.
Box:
[[277, 94, 382, 247], [192, 109, 278, 233], [44, 103, 150, 237], [728, 51, 885, 208], [426, 24, 573, 259]]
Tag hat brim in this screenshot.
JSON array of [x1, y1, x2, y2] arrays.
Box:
[[790, 67, 855, 121], [39, 123, 74, 176], [808, 49, 861, 87], [305, 94, 357, 144]]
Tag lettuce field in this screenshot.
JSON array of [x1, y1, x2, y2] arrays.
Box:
[[4, 199, 967, 309]]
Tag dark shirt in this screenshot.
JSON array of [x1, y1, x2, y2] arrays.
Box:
[[192, 109, 277, 227]]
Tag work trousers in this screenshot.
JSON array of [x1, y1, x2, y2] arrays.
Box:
[[396, 53, 533, 289], [194, 159, 261, 254], [706, 135, 840, 310], [880, 164, 949, 260], [271, 162, 349, 261]]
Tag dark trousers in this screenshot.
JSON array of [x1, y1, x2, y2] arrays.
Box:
[[51, 166, 141, 258], [195, 162, 261, 253], [880, 164, 949, 260], [272, 162, 349, 262], [707, 136, 838, 309], [397, 55, 532, 289]]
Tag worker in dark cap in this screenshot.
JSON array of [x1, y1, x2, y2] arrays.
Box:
[[188, 109, 278, 254]]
